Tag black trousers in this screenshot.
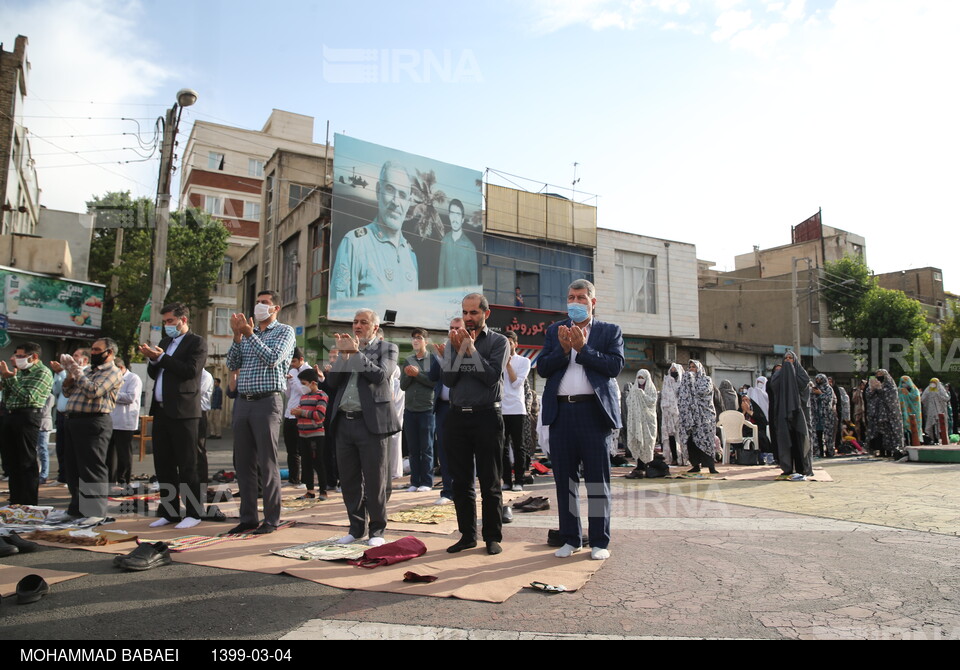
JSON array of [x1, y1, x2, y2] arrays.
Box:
[[446, 407, 504, 543], [282, 417, 302, 484], [197, 410, 209, 484], [501, 413, 528, 487], [1, 408, 41, 505], [107, 429, 135, 484], [152, 406, 202, 521], [298, 435, 327, 493], [65, 414, 112, 518]]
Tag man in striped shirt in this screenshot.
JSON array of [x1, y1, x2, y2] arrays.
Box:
[[60, 337, 124, 520], [226, 290, 296, 535], [0, 341, 54, 505]]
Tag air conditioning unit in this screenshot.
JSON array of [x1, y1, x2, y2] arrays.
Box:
[[655, 342, 677, 366]]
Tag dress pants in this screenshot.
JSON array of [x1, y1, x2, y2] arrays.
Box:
[[208, 408, 223, 437], [282, 417, 302, 484], [65, 414, 112, 518], [298, 435, 327, 493], [334, 414, 391, 539], [233, 394, 283, 527], [403, 409, 435, 489], [549, 399, 612, 550], [446, 407, 503, 543], [107, 429, 135, 484], [197, 410, 209, 483], [0, 408, 42, 505], [501, 413, 528, 487], [152, 405, 202, 521], [433, 401, 453, 500]]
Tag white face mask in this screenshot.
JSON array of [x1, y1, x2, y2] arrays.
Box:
[[254, 303, 273, 322], [14, 356, 34, 370], [299, 383, 313, 394]]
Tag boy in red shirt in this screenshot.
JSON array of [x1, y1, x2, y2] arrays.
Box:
[[291, 368, 329, 500]]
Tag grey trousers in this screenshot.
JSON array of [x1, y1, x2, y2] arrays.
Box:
[[334, 415, 391, 539], [232, 394, 283, 527]]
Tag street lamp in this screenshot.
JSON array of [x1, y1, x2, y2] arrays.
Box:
[[140, 89, 198, 344]]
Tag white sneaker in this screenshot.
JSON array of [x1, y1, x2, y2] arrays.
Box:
[[293, 483, 307, 490], [407, 486, 418, 493], [554, 544, 581, 558], [591, 547, 610, 560], [501, 484, 511, 491], [511, 484, 523, 492], [336, 534, 357, 544], [434, 497, 453, 505], [416, 486, 432, 492]]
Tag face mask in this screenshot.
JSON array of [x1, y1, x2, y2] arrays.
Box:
[[254, 303, 273, 322], [876, 375, 884, 382], [14, 357, 34, 370], [300, 383, 312, 394], [567, 302, 589, 323], [164, 324, 181, 339], [90, 352, 107, 367], [670, 369, 679, 379]]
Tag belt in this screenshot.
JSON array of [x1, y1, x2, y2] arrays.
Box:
[[238, 391, 281, 401], [66, 412, 108, 418], [557, 394, 595, 403], [340, 410, 363, 420], [10, 407, 42, 413], [451, 402, 501, 413]]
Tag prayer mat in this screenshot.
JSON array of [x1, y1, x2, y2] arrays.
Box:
[[280, 497, 329, 511], [671, 473, 728, 480], [166, 533, 259, 552], [24, 528, 138, 546], [388, 504, 459, 525], [218, 520, 297, 537], [282, 534, 604, 603], [0, 565, 88, 598], [271, 538, 368, 561]]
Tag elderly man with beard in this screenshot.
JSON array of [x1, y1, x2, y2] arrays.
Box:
[[326, 309, 401, 547], [442, 293, 509, 556]]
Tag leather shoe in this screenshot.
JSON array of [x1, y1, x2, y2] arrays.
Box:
[[117, 541, 172, 571], [486, 541, 502, 555], [16, 574, 50, 604], [225, 523, 258, 535], [5, 532, 40, 553], [446, 538, 477, 553], [0, 537, 19, 558], [501, 506, 513, 523], [517, 497, 550, 512], [251, 522, 277, 535]]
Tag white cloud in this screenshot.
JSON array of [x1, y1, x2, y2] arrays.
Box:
[[712, 9, 754, 41]]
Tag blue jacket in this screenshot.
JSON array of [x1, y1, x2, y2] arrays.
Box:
[[537, 318, 624, 429]]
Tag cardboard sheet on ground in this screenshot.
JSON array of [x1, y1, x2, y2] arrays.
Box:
[[617, 464, 833, 483], [282, 535, 602, 603], [0, 565, 87, 597]]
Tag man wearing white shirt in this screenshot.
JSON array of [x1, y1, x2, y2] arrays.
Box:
[[283, 348, 312, 487], [139, 302, 207, 529], [198, 368, 214, 483], [501, 331, 531, 492], [107, 359, 142, 485]]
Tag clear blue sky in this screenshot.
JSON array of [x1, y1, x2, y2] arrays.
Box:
[[3, 0, 958, 286]]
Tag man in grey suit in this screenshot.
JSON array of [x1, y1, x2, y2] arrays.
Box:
[[326, 309, 401, 546]]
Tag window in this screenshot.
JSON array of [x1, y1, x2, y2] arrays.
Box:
[[248, 158, 264, 177], [208, 152, 225, 170], [243, 201, 261, 220], [281, 236, 300, 305], [214, 308, 231, 335], [217, 256, 233, 284], [265, 174, 275, 219], [289, 183, 314, 210], [309, 222, 330, 299], [204, 195, 223, 216], [615, 250, 657, 313]]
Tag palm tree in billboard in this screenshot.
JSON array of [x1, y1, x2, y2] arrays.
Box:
[[408, 169, 448, 241]]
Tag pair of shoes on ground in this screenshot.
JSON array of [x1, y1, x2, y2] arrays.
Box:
[[554, 543, 610, 560], [296, 491, 327, 501], [335, 534, 386, 547], [113, 541, 172, 571], [224, 521, 278, 535], [512, 496, 550, 512], [446, 537, 502, 555], [406, 485, 433, 493], [0, 533, 40, 557], [501, 483, 524, 492]]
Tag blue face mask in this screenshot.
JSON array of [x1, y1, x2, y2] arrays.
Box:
[[164, 324, 181, 339], [567, 302, 589, 323]]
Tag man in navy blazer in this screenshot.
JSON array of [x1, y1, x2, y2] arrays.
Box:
[[325, 308, 401, 546], [139, 302, 208, 529], [537, 279, 623, 560]]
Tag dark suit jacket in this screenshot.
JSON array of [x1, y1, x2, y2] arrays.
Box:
[[537, 318, 624, 429], [326, 339, 401, 436], [147, 331, 208, 419]]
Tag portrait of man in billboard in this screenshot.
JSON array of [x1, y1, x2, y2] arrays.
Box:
[[437, 198, 478, 288], [332, 161, 419, 299]]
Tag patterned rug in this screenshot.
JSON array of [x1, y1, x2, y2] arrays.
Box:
[[388, 504, 459, 525], [271, 538, 369, 561]]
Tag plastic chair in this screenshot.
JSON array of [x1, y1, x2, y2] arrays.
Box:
[[716, 410, 758, 465]]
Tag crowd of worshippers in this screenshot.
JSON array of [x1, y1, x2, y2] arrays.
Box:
[[619, 353, 960, 481]]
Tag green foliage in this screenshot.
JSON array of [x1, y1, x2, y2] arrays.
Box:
[[86, 191, 229, 360], [821, 255, 874, 331]]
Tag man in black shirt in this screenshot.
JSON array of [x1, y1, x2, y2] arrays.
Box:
[[441, 293, 509, 556]]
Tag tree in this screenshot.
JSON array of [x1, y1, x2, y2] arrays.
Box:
[[86, 191, 229, 360], [821, 255, 874, 331]]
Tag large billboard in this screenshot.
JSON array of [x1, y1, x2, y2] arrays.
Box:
[[0, 266, 105, 338], [329, 134, 482, 328]]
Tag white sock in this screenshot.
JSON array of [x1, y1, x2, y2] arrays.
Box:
[[336, 534, 356, 544], [149, 518, 171, 528], [368, 536, 386, 547], [175, 517, 201, 529], [554, 543, 581, 558], [591, 547, 611, 560]]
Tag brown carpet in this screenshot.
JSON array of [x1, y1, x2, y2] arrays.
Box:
[[0, 565, 87, 598]]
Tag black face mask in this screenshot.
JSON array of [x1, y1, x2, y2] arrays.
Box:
[[876, 375, 884, 382], [670, 370, 679, 379], [90, 352, 107, 367]]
